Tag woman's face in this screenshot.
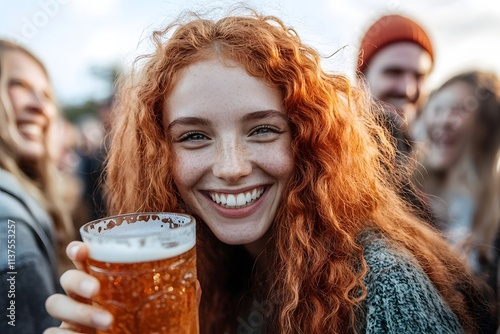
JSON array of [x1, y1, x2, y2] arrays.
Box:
[[164, 59, 293, 254], [422, 81, 478, 171], [4, 50, 56, 162]]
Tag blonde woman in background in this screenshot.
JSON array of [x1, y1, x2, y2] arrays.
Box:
[[414, 70, 500, 329], [0, 39, 73, 332]]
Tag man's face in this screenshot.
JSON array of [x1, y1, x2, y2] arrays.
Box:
[[364, 42, 433, 127]]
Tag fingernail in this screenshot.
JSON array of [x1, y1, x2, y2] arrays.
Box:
[[80, 279, 97, 297], [93, 311, 113, 330], [68, 244, 80, 260]]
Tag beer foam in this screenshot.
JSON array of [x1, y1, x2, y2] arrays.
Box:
[[87, 239, 195, 263], [81, 213, 196, 263]]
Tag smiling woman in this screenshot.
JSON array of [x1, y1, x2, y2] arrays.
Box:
[[44, 7, 495, 334], [414, 70, 500, 328], [4, 49, 57, 161], [0, 39, 72, 333]]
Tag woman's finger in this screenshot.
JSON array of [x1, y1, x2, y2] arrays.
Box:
[[45, 294, 113, 331], [66, 241, 89, 271], [43, 321, 94, 334], [59, 269, 99, 299]]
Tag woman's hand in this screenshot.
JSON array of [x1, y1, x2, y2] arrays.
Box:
[[44, 241, 113, 333]]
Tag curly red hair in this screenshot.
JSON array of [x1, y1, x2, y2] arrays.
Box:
[[106, 8, 483, 333]]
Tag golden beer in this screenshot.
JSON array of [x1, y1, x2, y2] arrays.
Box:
[[80, 213, 198, 334]]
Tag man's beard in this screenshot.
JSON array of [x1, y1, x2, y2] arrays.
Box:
[[378, 95, 419, 135], [381, 95, 416, 115]]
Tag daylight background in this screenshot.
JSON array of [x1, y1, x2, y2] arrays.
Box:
[[1, 0, 499, 112]]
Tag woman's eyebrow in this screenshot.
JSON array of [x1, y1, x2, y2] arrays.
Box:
[[167, 117, 211, 130], [242, 109, 287, 122], [168, 109, 286, 131]]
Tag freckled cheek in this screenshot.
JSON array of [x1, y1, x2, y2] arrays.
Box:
[[172, 152, 209, 193], [255, 145, 294, 180]]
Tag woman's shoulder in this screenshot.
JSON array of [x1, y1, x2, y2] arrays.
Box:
[[0, 168, 52, 226], [0, 169, 59, 281], [0, 168, 57, 261], [360, 231, 438, 293], [358, 231, 464, 333], [360, 232, 415, 273]]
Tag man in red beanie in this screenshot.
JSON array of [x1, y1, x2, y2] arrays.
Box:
[[357, 14, 434, 222], [357, 14, 434, 153]]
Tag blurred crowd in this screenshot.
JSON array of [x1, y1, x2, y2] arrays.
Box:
[[356, 14, 500, 332], [54, 95, 112, 234]]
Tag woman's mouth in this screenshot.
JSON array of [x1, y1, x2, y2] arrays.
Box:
[[17, 122, 43, 141], [208, 187, 265, 208]]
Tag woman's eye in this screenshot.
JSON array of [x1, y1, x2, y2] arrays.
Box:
[[178, 132, 209, 142], [9, 79, 27, 88], [250, 125, 281, 136]]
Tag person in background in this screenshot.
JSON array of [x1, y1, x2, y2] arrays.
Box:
[[45, 8, 493, 333], [77, 96, 113, 224], [51, 117, 88, 247], [0, 39, 73, 332], [413, 70, 500, 330], [357, 13, 434, 154], [356, 13, 435, 221]]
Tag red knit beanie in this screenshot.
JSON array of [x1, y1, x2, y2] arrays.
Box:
[[357, 14, 434, 73]]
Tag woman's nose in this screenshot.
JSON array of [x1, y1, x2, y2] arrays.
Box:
[[27, 90, 52, 117], [436, 106, 461, 129], [212, 140, 252, 182]]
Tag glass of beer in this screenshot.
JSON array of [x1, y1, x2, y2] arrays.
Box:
[[79, 212, 198, 334]]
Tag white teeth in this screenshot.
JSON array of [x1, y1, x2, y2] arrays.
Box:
[[226, 194, 236, 206], [18, 124, 42, 139], [209, 188, 265, 208], [237, 193, 246, 206]]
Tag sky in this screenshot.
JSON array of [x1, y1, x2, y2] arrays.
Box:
[[1, 0, 500, 106]]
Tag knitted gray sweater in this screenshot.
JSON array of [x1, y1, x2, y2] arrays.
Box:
[[237, 233, 464, 333], [357, 236, 463, 333]]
